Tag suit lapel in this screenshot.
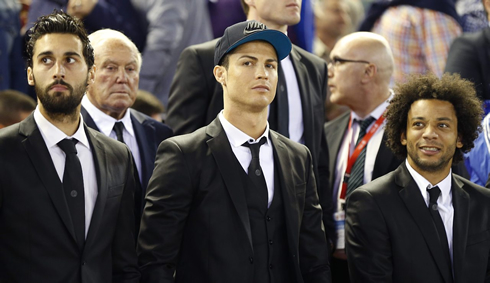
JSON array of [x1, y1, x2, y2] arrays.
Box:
[[451, 176, 469, 283], [80, 106, 100, 132], [290, 46, 313, 147], [131, 113, 156, 191], [326, 111, 350, 188], [270, 132, 300, 248], [397, 164, 453, 283], [206, 119, 253, 250], [83, 127, 108, 248], [20, 115, 78, 243]]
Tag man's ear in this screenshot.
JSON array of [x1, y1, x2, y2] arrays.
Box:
[[400, 132, 407, 146], [87, 65, 96, 86], [213, 65, 227, 87], [360, 64, 376, 84], [27, 67, 34, 86], [456, 134, 463, 149]]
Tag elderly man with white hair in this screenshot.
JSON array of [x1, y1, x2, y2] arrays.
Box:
[[81, 29, 173, 227]]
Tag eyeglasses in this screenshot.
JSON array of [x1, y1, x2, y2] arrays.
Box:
[[328, 56, 371, 67]]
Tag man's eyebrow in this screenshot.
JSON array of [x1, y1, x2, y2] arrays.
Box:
[[238, 55, 258, 60], [238, 55, 278, 63], [37, 51, 82, 58], [410, 117, 453, 121], [102, 59, 137, 66]]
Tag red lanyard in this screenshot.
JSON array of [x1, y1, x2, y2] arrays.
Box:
[[339, 112, 386, 201]]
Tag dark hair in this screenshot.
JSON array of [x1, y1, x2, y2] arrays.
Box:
[[240, 0, 249, 16], [385, 73, 483, 163], [132, 90, 165, 116], [26, 10, 94, 69], [0, 90, 36, 126]]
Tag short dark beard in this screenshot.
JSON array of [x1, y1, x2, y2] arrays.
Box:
[[35, 76, 87, 120]]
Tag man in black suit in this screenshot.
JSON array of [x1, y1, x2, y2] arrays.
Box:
[[445, 0, 490, 107], [80, 29, 173, 218], [0, 11, 139, 282], [167, 0, 330, 245], [138, 21, 331, 283], [323, 32, 402, 282], [346, 73, 490, 282]]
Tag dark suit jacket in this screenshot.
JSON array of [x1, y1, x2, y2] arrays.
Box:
[[346, 163, 490, 283], [137, 118, 331, 283], [324, 111, 403, 243], [0, 114, 139, 282], [445, 27, 490, 101], [81, 107, 173, 195], [167, 39, 330, 242]]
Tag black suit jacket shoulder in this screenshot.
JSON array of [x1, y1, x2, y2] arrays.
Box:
[[0, 115, 139, 282], [138, 118, 330, 283], [346, 163, 490, 283], [445, 27, 490, 101]]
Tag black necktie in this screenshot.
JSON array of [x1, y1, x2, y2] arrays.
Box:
[[242, 137, 268, 201], [346, 116, 376, 196], [427, 186, 452, 271], [268, 63, 289, 137], [58, 138, 85, 251], [113, 122, 125, 143]]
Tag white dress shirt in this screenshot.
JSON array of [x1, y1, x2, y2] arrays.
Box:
[[82, 96, 142, 183], [218, 112, 275, 207], [33, 107, 97, 238], [281, 55, 304, 144], [406, 159, 454, 263]]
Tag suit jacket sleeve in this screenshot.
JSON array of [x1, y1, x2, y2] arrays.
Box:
[[345, 189, 393, 283], [137, 139, 194, 283], [112, 147, 141, 283], [299, 149, 332, 283], [166, 46, 211, 135], [445, 35, 484, 98]]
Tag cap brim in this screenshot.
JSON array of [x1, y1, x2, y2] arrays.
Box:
[[226, 30, 292, 62]]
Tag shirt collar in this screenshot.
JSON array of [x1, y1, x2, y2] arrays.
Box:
[[81, 95, 134, 137], [405, 159, 452, 204], [351, 89, 394, 123], [218, 111, 271, 147], [33, 106, 90, 150]]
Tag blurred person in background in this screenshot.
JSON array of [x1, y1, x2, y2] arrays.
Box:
[[359, 0, 462, 85], [0, 89, 36, 128], [0, 0, 27, 93]]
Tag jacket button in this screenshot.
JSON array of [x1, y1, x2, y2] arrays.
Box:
[[81, 261, 86, 266], [249, 257, 254, 264], [269, 240, 273, 245], [269, 264, 273, 269], [266, 216, 272, 221]]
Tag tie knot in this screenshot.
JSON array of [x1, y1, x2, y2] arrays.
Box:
[[427, 186, 441, 204], [113, 121, 125, 133], [242, 136, 267, 158], [113, 122, 125, 143], [358, 116, 376, 133], [58, 138, 78, 155]]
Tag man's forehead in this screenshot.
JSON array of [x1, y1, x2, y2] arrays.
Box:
[[34, 33, 83, 54], [230, 40, 278, 59]]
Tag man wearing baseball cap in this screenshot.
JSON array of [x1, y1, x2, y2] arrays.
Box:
[[137, 20, 332, 283]]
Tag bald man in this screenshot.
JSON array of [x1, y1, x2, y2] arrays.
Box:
[[81, 29, 173, 226], [323, 32, 402, 282]]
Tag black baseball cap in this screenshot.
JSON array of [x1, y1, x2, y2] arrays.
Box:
[[214, 20, 292, 66]]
